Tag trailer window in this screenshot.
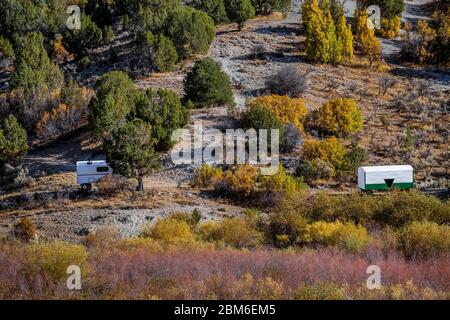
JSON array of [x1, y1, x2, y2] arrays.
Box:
[[97, 166, 109, 173]]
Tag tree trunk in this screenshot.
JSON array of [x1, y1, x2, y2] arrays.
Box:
[[137, 177, 144, 191]]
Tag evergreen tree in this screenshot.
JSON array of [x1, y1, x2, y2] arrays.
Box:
[[154, 34, 178, 72], [225, 0, 256, 30], [89, 71, 142, 136], [0, 114, 28, 166], [191, 0, 229, 24], [136, 88, 189, 151], [104, 119, 160, 191], [165, 6, 216, 58], [11, 32, 64, 130], [63, 13, 103, 59], [184, 58, 235, 107], [251, 0, 291, 16], [0, 35, 14, 60], [11, 32, 63, 93]]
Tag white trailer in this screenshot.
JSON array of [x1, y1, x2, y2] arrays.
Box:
[[76, 160, 113, 191], [358, 165, 414, 191]]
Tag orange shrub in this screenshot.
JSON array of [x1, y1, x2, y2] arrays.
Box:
[[13, 218, 36, 243], [34, 103, 89, 146], [217, 164, 258, 197], [52, 34, 72, 64], [96, 174, 134, 197]]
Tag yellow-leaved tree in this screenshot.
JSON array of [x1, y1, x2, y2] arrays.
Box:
[[336, 15, 354, 61], [354, 9, 382, 67], [247, 95, 309, 130], [301, 137, 346, 178], [379, 16, 401, 39], [310, 98, 363, 137], [303, 0, 332, 63]]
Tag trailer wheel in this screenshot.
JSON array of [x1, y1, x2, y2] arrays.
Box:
[[81, 184, 92, 192]]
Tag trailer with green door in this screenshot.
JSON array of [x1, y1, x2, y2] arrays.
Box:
[[358, 165, 414, 191]]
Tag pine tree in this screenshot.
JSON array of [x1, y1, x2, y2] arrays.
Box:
[[225, 0, 256, 31], [0, 114, 28, 166], [104, 119, 160, 191], [154, 34, 178, 72], [88, 71, 142, 136]]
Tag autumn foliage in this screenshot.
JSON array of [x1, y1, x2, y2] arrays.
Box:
[[310, 98, 363, 136], [248, 95, 309, 130]]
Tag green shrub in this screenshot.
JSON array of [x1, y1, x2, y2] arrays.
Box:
[[199, 217, 263, 248], [102, 25, 114, 42], [308, 193, 376, 224], [143, 217, 196, 245], [279, 191, 450, 228], [78, 55, 91, 70], [192, 208, 202, 225], [266, 211, 309, 247], [63, 13, 103, 58], [165, 6, 216, 58], [308, 221, 370, 253], [294, 160, 315, 182], [341, 141, 367, 175], [184, 58, 235, 107], [89, 71, 141, 136], [373, 192, 450, 227], [192, 164, 224, 188], [154, 34, 178, 72], [242, 208, 262, 220], [251, 0, 291, 15], [0, 35, 14, 59], [241, 105, 285, 143], [169, 210, 202, 228], [23, 242, 88, 282], [398, 221, 450, 259], [225, 0, 256, 30], [136, 88, 189, 151], [294, 282, 348, 300], [191, 0, 229, 24], [0, 114, 28, 166]]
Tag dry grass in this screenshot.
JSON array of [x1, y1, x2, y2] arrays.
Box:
[[0, 240, 448, 300]]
